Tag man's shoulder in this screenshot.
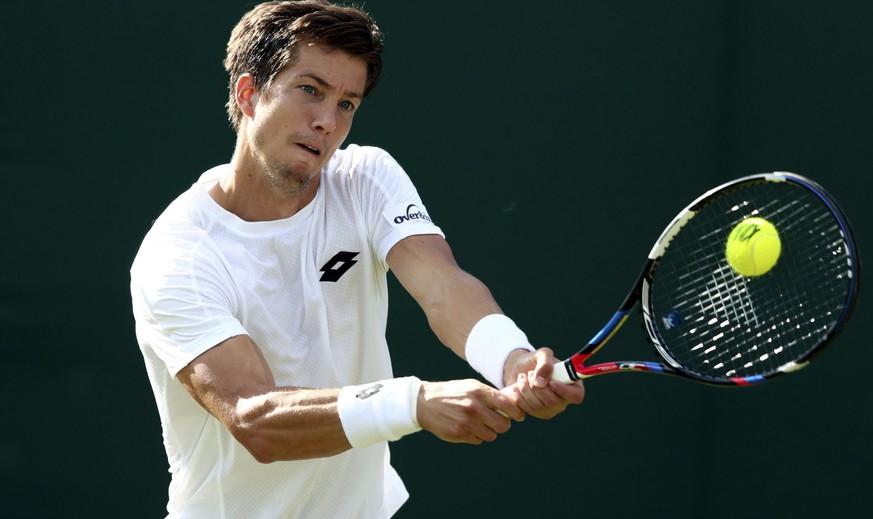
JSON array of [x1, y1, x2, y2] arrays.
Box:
[[332, 143, 391, 160], [132, 183, 214, 267], [327, 144, 400, 177], [148, 165, 227, 232]]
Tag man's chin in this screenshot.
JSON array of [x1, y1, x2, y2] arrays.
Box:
[[264, 161, 320, 195], [279, 172, 319, 195]]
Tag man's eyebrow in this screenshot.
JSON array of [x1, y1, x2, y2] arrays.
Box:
[[299, 73, 363, 99]]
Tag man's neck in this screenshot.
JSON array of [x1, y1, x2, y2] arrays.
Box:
[[209, 150, 320, 222]]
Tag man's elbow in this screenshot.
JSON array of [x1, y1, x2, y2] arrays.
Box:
[[230, 424, 281, 464]]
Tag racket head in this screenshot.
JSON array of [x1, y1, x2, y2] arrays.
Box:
[[641, 172, 860, 386]]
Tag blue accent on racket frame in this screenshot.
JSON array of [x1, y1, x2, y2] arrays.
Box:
[[590, 311, 630, 344]]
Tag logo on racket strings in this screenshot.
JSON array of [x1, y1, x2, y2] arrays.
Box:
[[661, 310, 683, 330]]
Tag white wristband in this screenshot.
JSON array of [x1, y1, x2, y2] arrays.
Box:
[[336, 376, 422, 449], [465, 314, 535, 389]]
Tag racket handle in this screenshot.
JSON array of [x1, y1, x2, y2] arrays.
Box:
[[552, 360, 575, 384]]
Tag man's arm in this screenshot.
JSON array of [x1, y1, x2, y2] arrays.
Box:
[[176, 333, 525, 463], [387, 234, 585, 417], [176, 335, 349, 463], [387, 234, 501, 356]]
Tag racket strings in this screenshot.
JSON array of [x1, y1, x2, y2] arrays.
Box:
[[648, 181, 854, 380]]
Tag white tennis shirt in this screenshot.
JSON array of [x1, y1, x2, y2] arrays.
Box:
[[130, 145, 443, 518]]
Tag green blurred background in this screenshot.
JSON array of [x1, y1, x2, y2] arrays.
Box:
[[2, 1, 871, 517]]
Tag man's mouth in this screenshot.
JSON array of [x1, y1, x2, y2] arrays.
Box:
[[298, 143, 321, 156]]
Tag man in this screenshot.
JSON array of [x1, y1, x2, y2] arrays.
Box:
[[130, 1, 585, 517]]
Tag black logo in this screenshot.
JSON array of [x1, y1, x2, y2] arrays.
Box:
[[735, 223, 762, 242], [319, 251, 359, 282], [393, 204, 432, 225]]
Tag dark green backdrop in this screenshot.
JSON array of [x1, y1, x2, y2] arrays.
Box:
[[2, 1, 871, 517]]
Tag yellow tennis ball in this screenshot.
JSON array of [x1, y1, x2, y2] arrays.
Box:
[[725, 217, 781, 277]]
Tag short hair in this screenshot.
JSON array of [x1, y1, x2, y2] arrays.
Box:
[[223, 0, 384, 131]]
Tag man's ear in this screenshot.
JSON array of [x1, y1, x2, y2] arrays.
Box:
[[234, 73, 259, 119]]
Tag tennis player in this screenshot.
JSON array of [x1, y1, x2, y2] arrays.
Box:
[[130, 1, 585, 517]]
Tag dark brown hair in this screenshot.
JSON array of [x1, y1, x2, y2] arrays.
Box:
[[223, 0, 384, 131]]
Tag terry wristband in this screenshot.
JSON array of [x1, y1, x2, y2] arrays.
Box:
[[336, 376, 422, 449], [465, 314, 535, 389]]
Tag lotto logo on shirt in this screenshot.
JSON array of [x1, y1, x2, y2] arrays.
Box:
[[386, 203, 434, 226]]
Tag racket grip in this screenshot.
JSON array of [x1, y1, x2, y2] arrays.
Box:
[[552, 361, 575, 384]]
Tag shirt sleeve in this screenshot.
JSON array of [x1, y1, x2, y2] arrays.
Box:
[[130, 225, 248, 377], [343, 146, 444, 264]]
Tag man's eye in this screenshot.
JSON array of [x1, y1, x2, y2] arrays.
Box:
[[300, 85, 316, 94], [340, 100, 357, 112]]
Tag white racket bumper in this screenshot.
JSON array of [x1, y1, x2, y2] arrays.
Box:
[[778, 360, 810, 373]]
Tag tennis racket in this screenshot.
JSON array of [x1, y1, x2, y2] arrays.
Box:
[[553, 172, 860, 386]]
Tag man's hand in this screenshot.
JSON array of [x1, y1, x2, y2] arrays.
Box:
[[501, 347, 586, 419], [416, 379, 525, 444]]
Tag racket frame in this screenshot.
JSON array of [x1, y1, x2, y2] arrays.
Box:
[[554, 172, 860, 387]]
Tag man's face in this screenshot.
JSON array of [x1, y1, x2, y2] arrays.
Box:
[[245, 44, 368, 194]]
